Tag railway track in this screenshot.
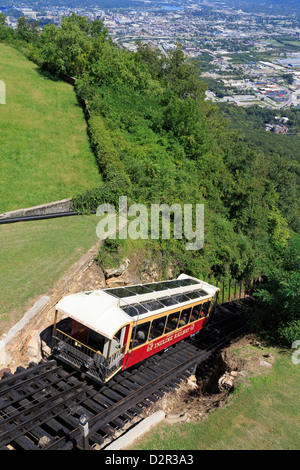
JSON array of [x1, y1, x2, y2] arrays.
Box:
[[0, 299, 251, 450]]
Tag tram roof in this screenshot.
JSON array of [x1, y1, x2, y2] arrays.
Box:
[[55, 274, 219, 340]]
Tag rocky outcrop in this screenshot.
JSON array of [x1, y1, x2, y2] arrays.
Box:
[[103, 252, 175, 288], [0, 241, 175, 373]]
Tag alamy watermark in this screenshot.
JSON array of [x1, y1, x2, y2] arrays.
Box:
[[96, 196, 204, 251], [0, 80, 5, 104]]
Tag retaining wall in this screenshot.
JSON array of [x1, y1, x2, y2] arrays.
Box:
[[0, 198, 73, 220]]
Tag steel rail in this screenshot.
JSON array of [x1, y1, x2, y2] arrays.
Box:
[[0, 365, 63, 398], [0, 369, 78, 413], [0, 304, 250, 450], [0, 360, 58, 389], [45, 321, 248, 450], [0, 382, 94, 447]]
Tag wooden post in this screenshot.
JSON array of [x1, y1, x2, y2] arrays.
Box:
[[51, 309, 58, 350], [222, 280, 225, 304], [228, 279, 231, 302], [215, 290, 219, 306], [215, 281, 219, 305]]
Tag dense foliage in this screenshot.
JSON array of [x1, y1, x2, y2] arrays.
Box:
[[250, 235, 300, 344], [0, 14, 299, 344], [218, 104, 300, 234]]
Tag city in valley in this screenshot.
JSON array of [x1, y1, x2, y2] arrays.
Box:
[[2, 0, 300, 119]]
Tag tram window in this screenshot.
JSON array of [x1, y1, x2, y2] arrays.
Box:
[[178, 307, 192, 327], [158, 297, 178, 307], [87, 329, 105, 353], [140, 299, 164, 312], [149, 316, 167, 341], [121, 303, 147, 317], [173, 293, 190, 303], [199, 289, 208, 296], [105, 287, 135, 298], [127, 285, 152, 295], [165, 311, 180, 332], [71, 320, 89, 343], [56, 317, 72, 335], [114, 329, 122, 343], [130, 322, 150, 349], [202, 301, 211, 317], [158, 281, 173, 289], [190, 304, 201, 322], [143, 283, 168, 292], [186, 291, 200, 300]]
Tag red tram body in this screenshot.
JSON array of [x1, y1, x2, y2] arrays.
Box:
[[123, 315, 208, 370], [51, 274, 219, 384]]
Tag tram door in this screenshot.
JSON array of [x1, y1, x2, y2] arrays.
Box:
[[110, 327, 126, 355], [107, 327, 126, 371]]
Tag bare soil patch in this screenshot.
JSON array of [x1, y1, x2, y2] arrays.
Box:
[[141, 334, 276, 423]]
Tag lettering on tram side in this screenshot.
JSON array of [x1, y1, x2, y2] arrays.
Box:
[[174, 323, 195, 339], [146, 323, 196, 352]]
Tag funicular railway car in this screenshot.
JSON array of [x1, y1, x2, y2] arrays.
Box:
[[51, 274, 219, 384]]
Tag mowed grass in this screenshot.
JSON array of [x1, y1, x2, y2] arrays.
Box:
[[130, 352, 300, 450], [0, 215, 100, 337], [0, 44, 101, 213]]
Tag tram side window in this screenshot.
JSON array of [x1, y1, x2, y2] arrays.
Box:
[[149, 316, 167, 341], [190, 304, 201, 322], [130, 322, 150, 349], [165, 311, 180, 333], [178, 307, 192, 327], [201, 301, 211, 317]]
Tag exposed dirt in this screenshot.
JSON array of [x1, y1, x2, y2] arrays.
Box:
[[141, 334, 276, 423]]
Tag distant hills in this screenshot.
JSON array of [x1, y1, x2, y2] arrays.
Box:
[[1, 0, 162, 10], [223, 0, 300, 16], [2, 0, 299, 15], [1, 0, 299, 16]]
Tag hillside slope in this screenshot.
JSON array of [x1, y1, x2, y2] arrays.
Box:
[[0, 44, 101, 213]]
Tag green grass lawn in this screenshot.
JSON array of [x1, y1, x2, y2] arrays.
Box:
[[129, 351, 300, 450], [0, 215, 100, 337], [0, 43, 101, 213]]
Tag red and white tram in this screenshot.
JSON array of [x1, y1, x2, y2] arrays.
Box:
[[51, 274, 219, 384]]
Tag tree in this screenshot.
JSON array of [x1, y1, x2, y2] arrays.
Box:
[[16, 16, 40, 43], [135, 41, 166, 80], [282, 73, 293, 85], [163, 45, 205, 100], [0, 13, 6, 25], [252, 235, 300, 344], [39, 15, 107, 77]]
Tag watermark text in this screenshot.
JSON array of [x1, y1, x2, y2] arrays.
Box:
[[96, 196, 204, 251]]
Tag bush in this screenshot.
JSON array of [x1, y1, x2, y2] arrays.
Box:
[[250, 235, 300, 344], [71, 182, 132, 214]]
